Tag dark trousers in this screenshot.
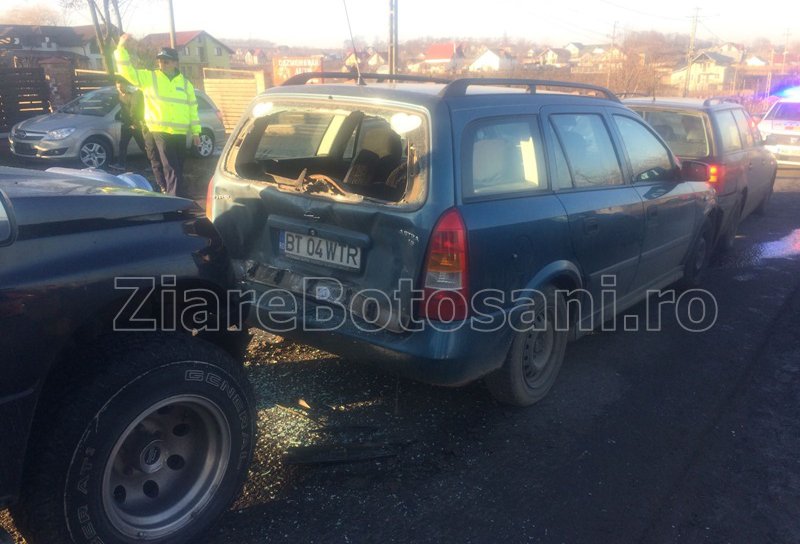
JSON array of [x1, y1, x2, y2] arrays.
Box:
[[149, 132, 188, 197], [143, 129, 166, 193], [118, 124, 146, 169]]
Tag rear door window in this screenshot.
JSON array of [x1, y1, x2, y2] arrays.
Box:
[[716, 110, 743, 153], [462, 117, 546, 198], [551, 113, 623, 188], [546, 122, 574, 190], [613, 115, 676, 182], [731, 109, 754, 148]]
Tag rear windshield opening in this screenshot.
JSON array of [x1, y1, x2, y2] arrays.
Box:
[[225, 100, 429, 205], [634, 109, 710, 159]]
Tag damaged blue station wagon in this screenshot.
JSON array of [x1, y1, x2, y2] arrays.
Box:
[[208, 73, 719, 406]]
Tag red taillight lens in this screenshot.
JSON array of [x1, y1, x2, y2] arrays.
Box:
[[708, 164, 724, 183], [419, 208, 469, 321], [205, 177, 215, 219]]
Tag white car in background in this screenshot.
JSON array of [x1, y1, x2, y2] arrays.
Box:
[[9, 87, 226, 169], [758, 96, 800, 166]]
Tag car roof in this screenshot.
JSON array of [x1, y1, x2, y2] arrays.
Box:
[[624, 97, 742, 112], [263, 82, 622, 110]]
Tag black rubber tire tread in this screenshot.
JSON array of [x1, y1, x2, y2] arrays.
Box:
[[679, 219, 714, 289], [10, 333, 255, 544], [485, 285, 568, 407], [718, 197, 743, 253], [754, 177, 775, 216]]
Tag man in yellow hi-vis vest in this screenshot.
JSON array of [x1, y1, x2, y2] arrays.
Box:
[[114, 33, 201, 197]]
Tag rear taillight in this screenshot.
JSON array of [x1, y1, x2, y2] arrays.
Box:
[[205, 177, 215, 219], [708, 164, 724, 184], [419, 208, 470, 321]]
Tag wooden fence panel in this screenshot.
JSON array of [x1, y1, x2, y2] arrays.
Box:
[[203, 68, 266, 132], [0, 67, 50, 133], [73, 69, 113, 97]]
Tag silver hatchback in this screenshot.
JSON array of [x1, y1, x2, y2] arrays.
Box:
[[8, 86, 226, 168]]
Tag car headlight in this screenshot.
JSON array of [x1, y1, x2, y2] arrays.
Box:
[[44, 128, 76, 140]]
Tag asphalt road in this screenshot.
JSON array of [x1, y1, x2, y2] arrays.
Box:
[[2, 166, 800, 543], [209, 168, 800, 544]]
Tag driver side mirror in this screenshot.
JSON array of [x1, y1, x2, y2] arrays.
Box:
[[0, 191, 16, 246]]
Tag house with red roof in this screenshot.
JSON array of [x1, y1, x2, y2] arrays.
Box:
[[140, 30, 233, 86]]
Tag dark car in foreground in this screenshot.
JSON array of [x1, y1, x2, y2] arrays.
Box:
[[208, 74, 719, 407], [626, 97, 777, 251], [0, 167, 255, 544]]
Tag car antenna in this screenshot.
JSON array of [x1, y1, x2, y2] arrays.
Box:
[[342, 0, 365, 86]]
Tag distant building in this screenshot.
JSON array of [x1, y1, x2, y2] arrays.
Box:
[[745, 55, 768, 67], [670, 51, 735, 93], [244, 48, 267, 66], [469, 48, 516, 72], [0, 24, 115, 69], [419, 42, 466, 73], [535, 47, 571, 67], [141, 30, 233, 86]]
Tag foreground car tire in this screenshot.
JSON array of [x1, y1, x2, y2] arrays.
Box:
[[486, 285, 568, 406], [12, 334, 256, 544]]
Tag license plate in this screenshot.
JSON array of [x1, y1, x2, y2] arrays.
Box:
[[280, 231, 361, 269]]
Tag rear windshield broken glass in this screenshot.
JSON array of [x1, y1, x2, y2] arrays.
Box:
[[225, 99, 429, 205]]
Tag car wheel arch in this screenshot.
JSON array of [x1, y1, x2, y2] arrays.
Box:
[[510, 260, 583, 329]]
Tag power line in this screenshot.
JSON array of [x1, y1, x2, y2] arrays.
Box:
[[595, 0, 687, 22]]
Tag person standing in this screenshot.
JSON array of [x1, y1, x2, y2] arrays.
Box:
[[114, 33, 201, 197], [110, 76, 149, 173]]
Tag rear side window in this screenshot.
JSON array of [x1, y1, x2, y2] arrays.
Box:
[[196, 95, 215, 111], [551, 114, 623, 188], [731, 109, 754, 148], [632, 109, 710, 159], [613, 115, 675, 182], [462, 117, 546, 198], [546, 122, 574, 190], [716, 110, 743, 152]]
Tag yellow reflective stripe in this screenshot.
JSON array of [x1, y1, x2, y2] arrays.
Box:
[[147, 121, 191, 130]]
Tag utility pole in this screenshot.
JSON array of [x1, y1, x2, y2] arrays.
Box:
[[683, 7, 699, 98], [168, 0, 177, 49], [388, 0, 398, 74], [606, 21, 617, 89], [781, 29, 790, 76]]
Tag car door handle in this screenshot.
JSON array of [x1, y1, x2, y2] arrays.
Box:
[[583, 217, 599, 235]]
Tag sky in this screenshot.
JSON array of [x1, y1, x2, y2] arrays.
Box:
[[3, 0, 796, 49]]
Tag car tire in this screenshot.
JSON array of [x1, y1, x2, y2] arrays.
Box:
[[485, 285, 568, 407], [11, 333, 256, 544], [679, 219, 713, 289], [754, 177, 775, 216], [79, 136, 113, 169], [193, 130, 215, 158], [718, 198, 743, 252]]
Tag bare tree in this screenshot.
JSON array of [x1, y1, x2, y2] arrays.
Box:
[[60, 0, 131, 75], [1, 3, 65, 25]]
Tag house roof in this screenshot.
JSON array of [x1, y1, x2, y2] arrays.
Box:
[[424, 42, 457, 60], [0, 25, 84, 47], [70, 24, 118, 43], [141, 31, 234, 53]]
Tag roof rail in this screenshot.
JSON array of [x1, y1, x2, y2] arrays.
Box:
[[703, 96, 742, 107], [439, 78, 620, 102], [281, 71, 451, 86]]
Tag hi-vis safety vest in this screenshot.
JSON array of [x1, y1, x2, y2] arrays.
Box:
[[114, 45, 201, 136]]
